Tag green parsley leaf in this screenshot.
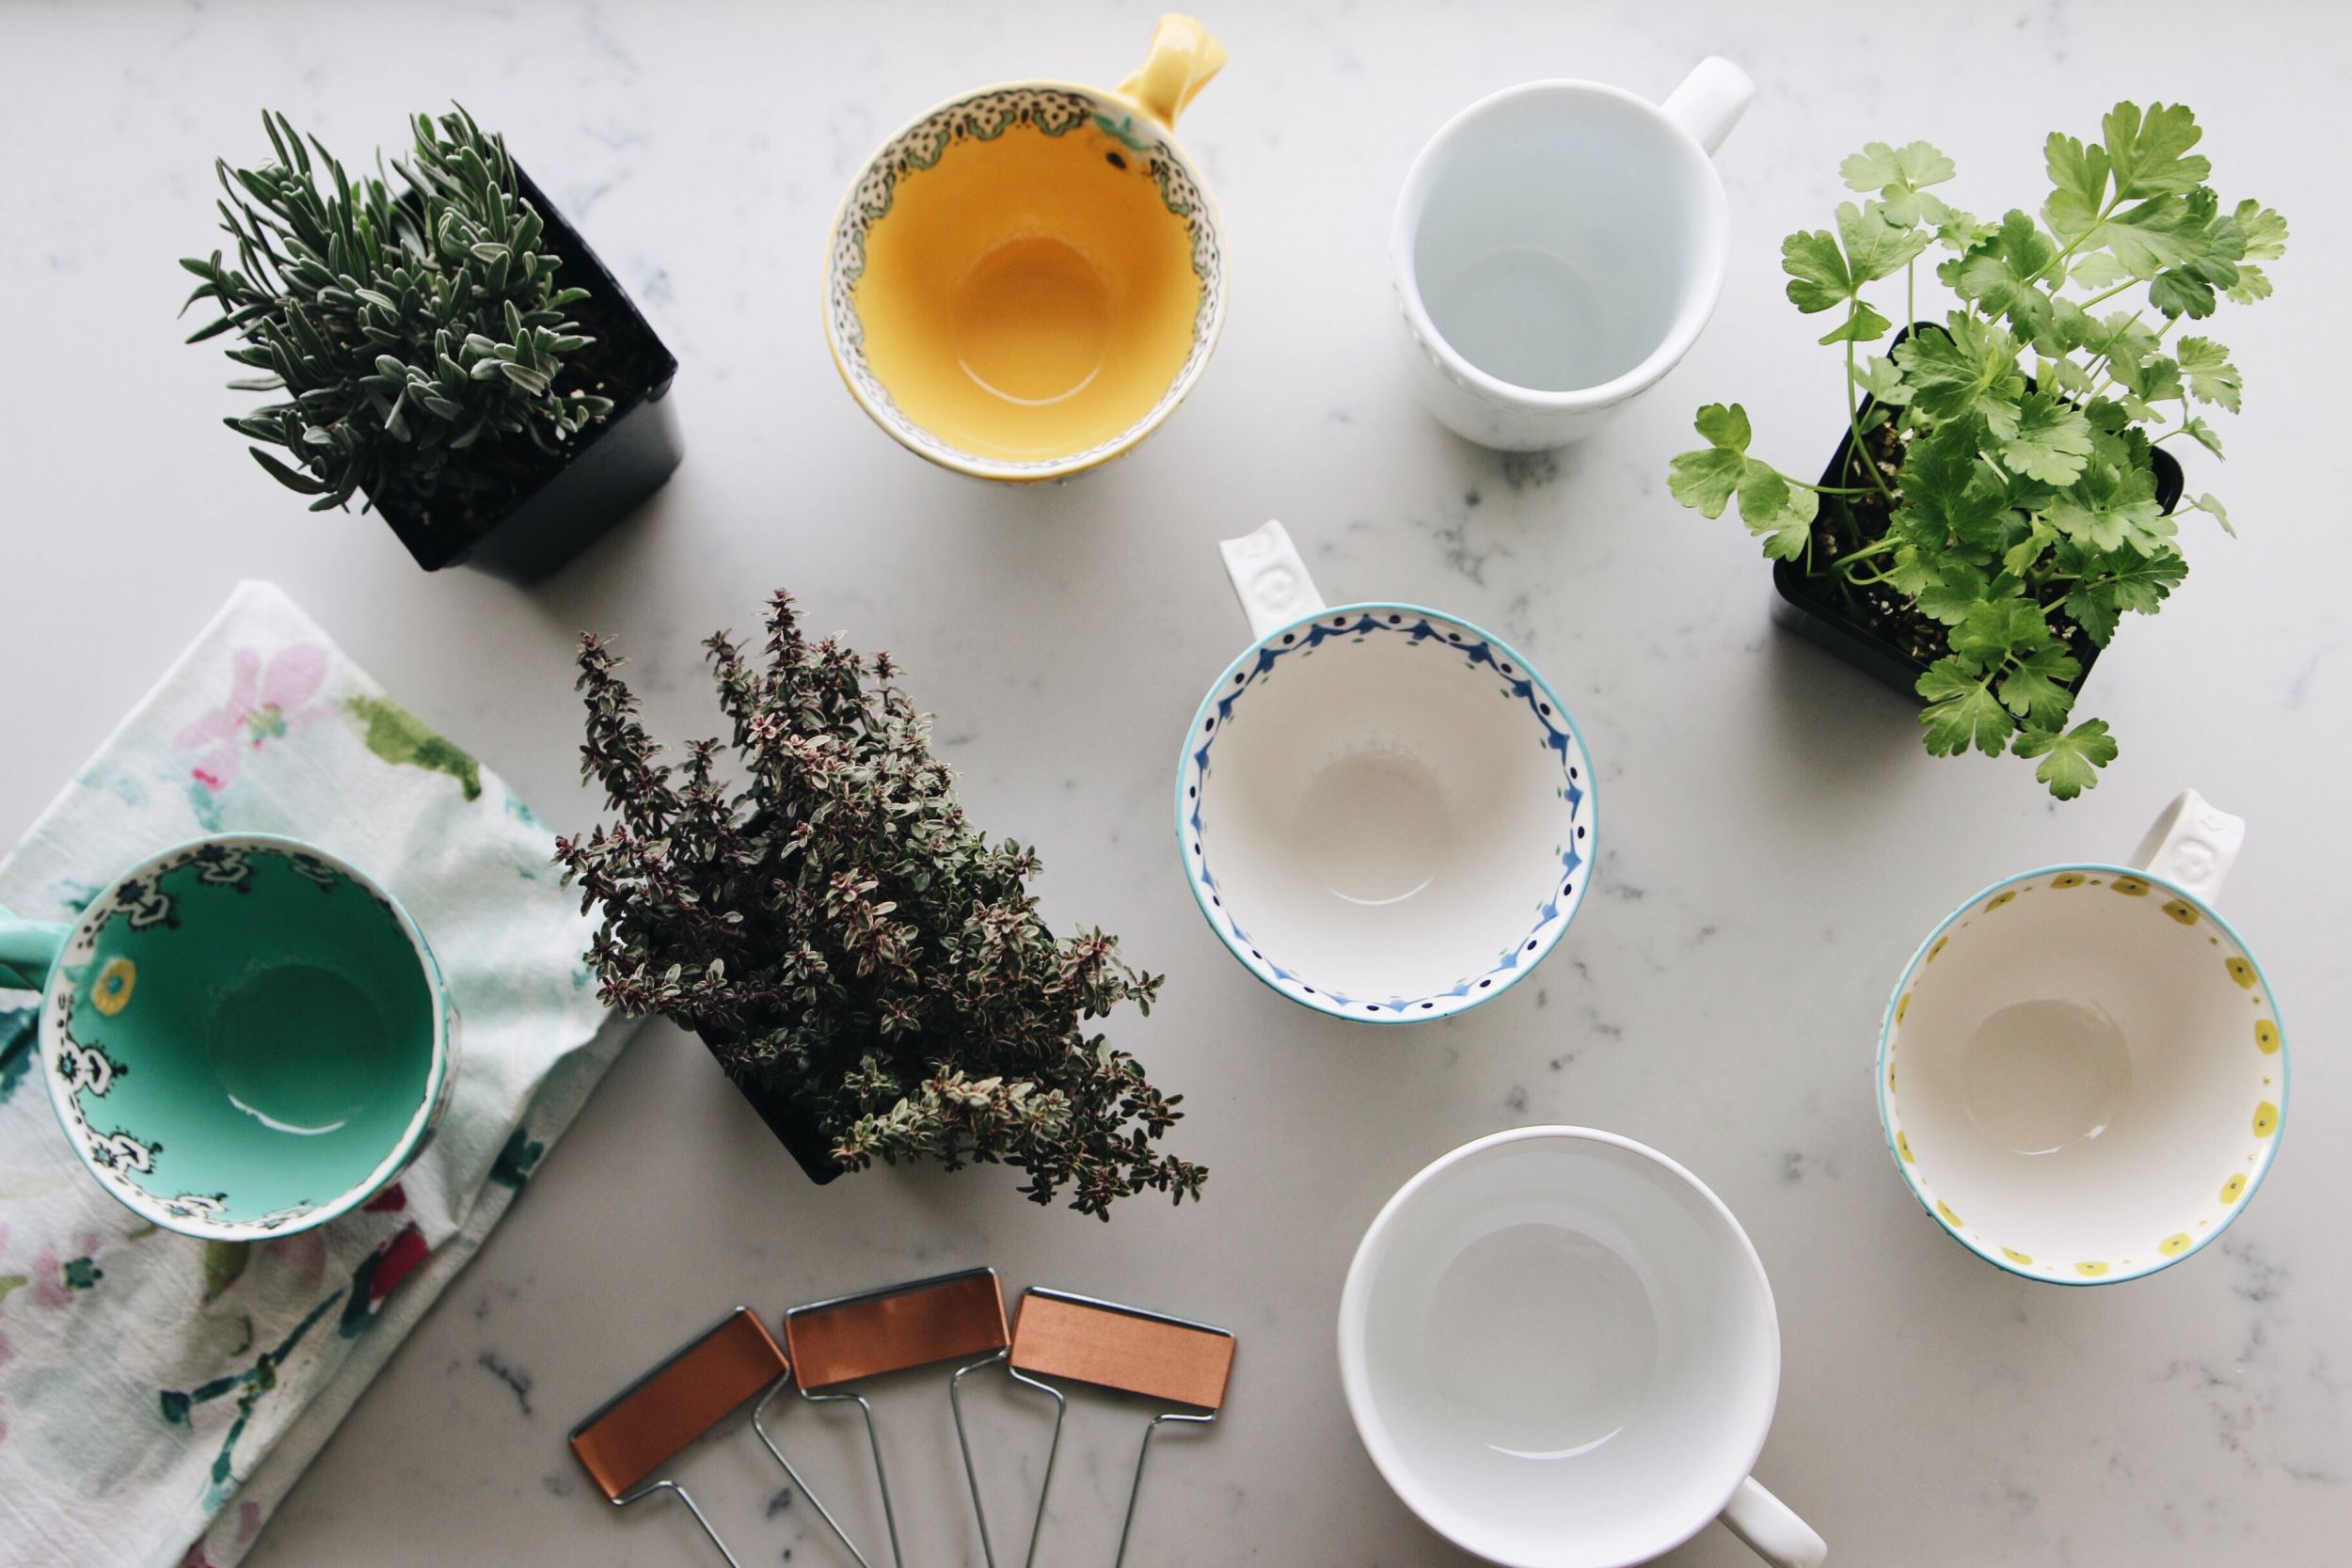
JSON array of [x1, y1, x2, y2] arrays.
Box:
[[1917, 563, 1991, 626], [1851, 355, 1914, 404], [1841, 140, 1957, 226], [2226, 200, 2288, 303], [1782, 229, 1854, 315], [1668, 446, 1744, 518], [2015, 718, 2118, 799], [2042, 131, 2112, 243], [1945, 211, 2058, 338], [2191, 492, 2233, 535], [1950, 598, 2049, 666], [2175, 336, 2241, 410], [1918, 658, 2016, 756], [1999, 390, 2095, 484], [1996, 641, 2082, 727], [1841, 199, 1931, 282], [1669, 404, 1815, 556], [2180, 416, 2224, 458], [1895, 315, 2026, 424], [2102, 103, 2210, 199]]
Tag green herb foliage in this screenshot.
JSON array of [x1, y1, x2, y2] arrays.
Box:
[[1671, 103, 2283, 798], [556, 592, 1205, 1219], [180, 107, 612, 521]]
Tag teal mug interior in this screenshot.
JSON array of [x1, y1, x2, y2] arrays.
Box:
[[2, 834, 453, 1239]]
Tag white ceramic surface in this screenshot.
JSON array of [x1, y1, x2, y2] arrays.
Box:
[[1181, 522, 1594, 1021], [1880, 792, 2285, 1286], [1339, 1128, 1823, 1568], [8, 6, 2350, 1567], [1391, 57, 1753, 450]]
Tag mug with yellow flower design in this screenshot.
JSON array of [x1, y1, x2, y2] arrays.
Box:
[[0, 833, 455, 1241], [1878, 790, 2286, 1285]]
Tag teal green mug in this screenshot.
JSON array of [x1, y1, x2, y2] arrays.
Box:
[[0, 833, 456, 1240]]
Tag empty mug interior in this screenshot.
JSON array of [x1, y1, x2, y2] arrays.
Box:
[[833, 87, 1216, 470], [48, 841, 438, 1230], [1400, 85, 1721, 396], [1184, 608, 1590, 1017], [1346, 1133, 1777, 1568], [1884, 867, 2285, 1280]]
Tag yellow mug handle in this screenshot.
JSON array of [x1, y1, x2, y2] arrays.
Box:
[[1118, 13, 1228, 129]]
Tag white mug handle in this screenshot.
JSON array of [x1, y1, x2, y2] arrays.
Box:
[[1661, 55, 1756, 157], [1721, 1476, 1828, 1567], [1217, 520, 1328, 641], [2129, 788, 2245, 904]]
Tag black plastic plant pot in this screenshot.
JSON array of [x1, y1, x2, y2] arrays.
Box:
[[1770, 322, 2184, 702], [691, 1023, 847, 1186], [375, 164, 682, 583]]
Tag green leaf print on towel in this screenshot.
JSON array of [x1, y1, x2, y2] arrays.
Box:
[[342, 695, 482, 800], [0, 1008, 35, 1105]]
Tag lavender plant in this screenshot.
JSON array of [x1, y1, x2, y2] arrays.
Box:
[[555, 592, 1205, 1219], [180, 106, 612, 527]]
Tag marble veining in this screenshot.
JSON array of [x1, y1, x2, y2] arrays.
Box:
[[1, 2, 2347, 1566]]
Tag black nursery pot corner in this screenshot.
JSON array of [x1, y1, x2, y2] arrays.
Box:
[[692, 1024, 847, 1186], [378, 163, 683, 584], [1770, 321, 2184, 704]]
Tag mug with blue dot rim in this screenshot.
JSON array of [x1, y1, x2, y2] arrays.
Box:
[[1178, 521, 1596, 1023]]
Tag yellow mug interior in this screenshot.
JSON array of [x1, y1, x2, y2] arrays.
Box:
[[830, 87, 1219, 477]]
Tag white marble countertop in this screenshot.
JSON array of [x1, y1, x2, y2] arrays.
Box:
[[4, 2, 2347, 1564]]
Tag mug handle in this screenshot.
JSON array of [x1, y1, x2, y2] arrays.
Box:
[[2129, 788, 2245, 904], [1218, 520, 1328, 641], [1117, 13, 1229, 129], [0, 905, 69, 994], [1661, 56, 1756, 158], [1722, 1475, 1829, 1567]]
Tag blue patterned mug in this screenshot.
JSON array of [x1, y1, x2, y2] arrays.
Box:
[[0, 833, 456, 1240], [1177, 522, 1597, 1022]]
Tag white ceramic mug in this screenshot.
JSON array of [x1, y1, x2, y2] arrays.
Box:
[[1340, 1128, 1826, 1568], [1391, 58, 1755, 450], [1880, 790, 2287, 1284], [1177, 522, 1596, 1022]]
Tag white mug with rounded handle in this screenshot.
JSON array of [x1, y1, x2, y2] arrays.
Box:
[[1340, 1127, 1826, 1568], [1391, 57, 1755, 450]]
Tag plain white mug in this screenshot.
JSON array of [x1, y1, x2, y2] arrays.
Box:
[[1339, 1127, 1825, 1567], [1391, 58, 1755, 450]]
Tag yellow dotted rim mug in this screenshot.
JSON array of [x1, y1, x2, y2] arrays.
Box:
[[1878, 790, 2288, 1285], [822, 14, 1230, 482]]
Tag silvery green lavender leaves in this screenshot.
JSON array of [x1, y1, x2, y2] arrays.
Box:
[[1671, 103, 2286, 798], [180, 106, 612, 524]]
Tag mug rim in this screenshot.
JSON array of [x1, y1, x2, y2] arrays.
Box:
[[37, 832, 453, 1242], [1172, 598, 1597, 1025], [1875, 858, 2290, 1287], [1389, 77, 1730, 415], [1337, 1125, 1781, 1568], [819, 75, 1230, 483]]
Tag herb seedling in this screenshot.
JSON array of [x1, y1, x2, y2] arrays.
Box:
[[556, 592, 1205, 1219], [1671, 103, 2284, 797]]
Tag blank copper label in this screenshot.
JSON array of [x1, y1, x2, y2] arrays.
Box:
[[569, 1308, 787, 1499], [785, 1270, 1009, 1390], [1010, 1292, 1234, 1410]]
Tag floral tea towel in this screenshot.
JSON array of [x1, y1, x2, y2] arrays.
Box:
[[0, 580, 631, 1568]]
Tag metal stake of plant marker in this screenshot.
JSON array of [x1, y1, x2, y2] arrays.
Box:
[[566, 1307, 792, 1568], [982, 1287, 1236, 1568], [767, 1267, 1013, 1568]]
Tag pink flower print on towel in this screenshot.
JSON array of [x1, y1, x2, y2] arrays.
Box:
[[173, 644, 333, 792]]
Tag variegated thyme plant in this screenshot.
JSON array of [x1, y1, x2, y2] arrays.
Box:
[[556, 591, 1205, 1219]]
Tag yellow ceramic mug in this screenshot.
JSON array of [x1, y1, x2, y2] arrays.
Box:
[[823, 14, 1229, 481]]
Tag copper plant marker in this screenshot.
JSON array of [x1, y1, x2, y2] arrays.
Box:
[[767, 1268, 1012, 1568], [566, 1307, 787, 1568], [970, 1288, 1235, 1568]]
